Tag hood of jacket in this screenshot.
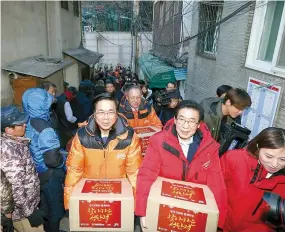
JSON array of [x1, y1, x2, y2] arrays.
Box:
[[22, 88, 53, 121], [200, 97, 224, 118]]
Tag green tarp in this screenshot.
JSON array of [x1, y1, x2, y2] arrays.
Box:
[[138, 53, 176, 89]]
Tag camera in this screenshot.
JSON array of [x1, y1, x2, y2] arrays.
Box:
[[154, 90, 171, 106], [219, 122, 251, 156], [154, 89, 180, 106], [263, 192, 285, 228]]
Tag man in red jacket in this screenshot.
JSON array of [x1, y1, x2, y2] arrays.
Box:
[[135, 100, 227, 230]]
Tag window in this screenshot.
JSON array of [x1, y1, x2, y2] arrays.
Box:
[[73, 1, 79, 17], [61, 1, 68, 11], [246, 0, 285, 78], [159, 2, 165, 26], [197, 1, 223, 57]]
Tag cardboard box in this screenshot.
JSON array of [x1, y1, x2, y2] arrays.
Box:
[[145, 177, 219, 232], [134, 126, 161, 155], [69, 178, 134, 232]]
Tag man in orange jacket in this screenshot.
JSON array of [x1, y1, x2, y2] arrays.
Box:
[[119, 85, 162, 129], [64, 93, 143, 211]]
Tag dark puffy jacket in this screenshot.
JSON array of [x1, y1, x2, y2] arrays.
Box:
[[160, 106, 176, 125], [119, 96, 162, 129], [135, 119, 227, 229], [22, 88, 66, 184], [70, 91, 92, 123], [56, 94, 77, 130], [221, 149, 285, 232], [1, 133, 40, 221], [64, 115, 142, 209], [94, 85, 106, 97]]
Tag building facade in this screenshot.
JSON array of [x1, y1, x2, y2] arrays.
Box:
[[1, 1, 81, 106], [186, 1, 285, 129]]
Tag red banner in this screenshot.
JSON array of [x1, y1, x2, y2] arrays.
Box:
[[81, 180, 122, 194], [161, 181, 206, 204], [79, 200, 121, 228], [134, 127, 156, 134], [157, 204, 207, 232]]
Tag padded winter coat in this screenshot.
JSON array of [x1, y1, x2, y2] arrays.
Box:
[[0, 133, 40, 221], [221, 149, 285, 232], [200, 97, 236, 141], [23, 88, 66, 183], [135, 119, 228, 229], [119, 96, 162, 129], [64, 115, 143, 209]]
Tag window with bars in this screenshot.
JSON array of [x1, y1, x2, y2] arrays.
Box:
[[61, 1, 68, 11], [197, 1, 223, 57], [73, 1, 79, 17]]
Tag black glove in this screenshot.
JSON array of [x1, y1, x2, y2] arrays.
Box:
[[27, 209, 44, 227], [1, 214, 14, 232]]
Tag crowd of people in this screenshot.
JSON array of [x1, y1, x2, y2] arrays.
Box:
[[1, 63, 285, 232]]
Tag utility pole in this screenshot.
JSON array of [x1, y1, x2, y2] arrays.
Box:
[[133, 0, 140, 74]]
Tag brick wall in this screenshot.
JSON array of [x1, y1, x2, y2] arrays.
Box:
[[186, 1, 285, 128]]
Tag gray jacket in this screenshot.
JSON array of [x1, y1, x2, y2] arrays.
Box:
[[200, 97, 236, 141], [0, 133, 40, 221]]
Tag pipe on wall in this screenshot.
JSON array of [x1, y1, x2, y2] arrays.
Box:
[[45, 1, 51, 57]]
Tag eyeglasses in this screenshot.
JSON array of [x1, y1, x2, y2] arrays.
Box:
[[177, 118, 199, 127], [95, 111, 116, 118]]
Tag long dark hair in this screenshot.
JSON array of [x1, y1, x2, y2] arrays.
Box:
[[246, 127, 285, 158]]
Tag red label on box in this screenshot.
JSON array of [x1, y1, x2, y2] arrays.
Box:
[[161, 181, 206, 204], [140, 137, 150, 154], [157, 204, 207, 232], [79, 200, 121, 228], [81, 180, 122, 194], [134, 127, 156, 134]]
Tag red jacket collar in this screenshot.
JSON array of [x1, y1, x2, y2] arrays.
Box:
[[163, 119, 219, 162], [245, 150, 285, 188]]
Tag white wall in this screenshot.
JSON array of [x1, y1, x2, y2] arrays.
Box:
[[1, 1, 48, 106], [1, 1, 81, 106], [64, 58, 80, 89], [84, 31, 153, 70], [60, 2, 81, 52]]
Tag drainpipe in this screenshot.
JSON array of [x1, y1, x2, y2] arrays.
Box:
[[134, 0, 140, 74], [80, 1, 83, 47], [45, 1, 51, 57]]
